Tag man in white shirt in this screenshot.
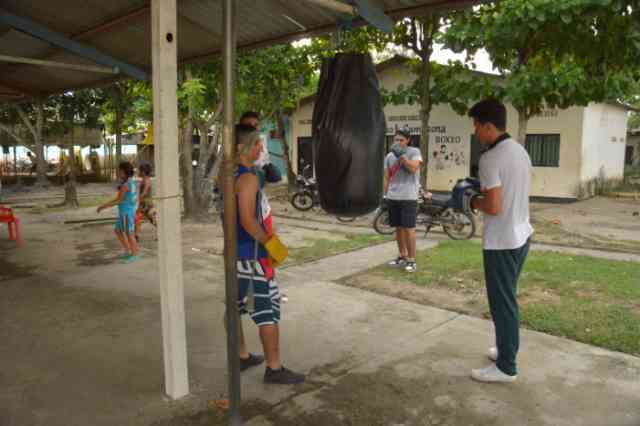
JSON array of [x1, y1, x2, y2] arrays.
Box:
[[468, 99, 533, 383]]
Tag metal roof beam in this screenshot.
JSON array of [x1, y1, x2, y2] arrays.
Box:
[[0, 54, 119, 74], [0, 77, 39, 98], [71, 5, 150, 41], [0, 9, 149, 81]]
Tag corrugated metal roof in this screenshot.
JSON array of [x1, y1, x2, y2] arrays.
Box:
[[0, 0, 488, 99]]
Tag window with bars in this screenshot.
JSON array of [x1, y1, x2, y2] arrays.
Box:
[[525, 134, 560, 167]]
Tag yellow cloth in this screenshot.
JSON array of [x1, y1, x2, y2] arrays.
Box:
[[264, 234, 288, 268], [142, 125, 153, 145]]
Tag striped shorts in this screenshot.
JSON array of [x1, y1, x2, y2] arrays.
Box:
[[237, 259, 281, 326]]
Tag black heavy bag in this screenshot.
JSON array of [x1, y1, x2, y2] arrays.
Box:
[[312, 53, 386, 217]]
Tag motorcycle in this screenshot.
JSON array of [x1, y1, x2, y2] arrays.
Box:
[[373, 181, 477, 240], [290, 165, 318, 211], [290, 165, 358, 223]]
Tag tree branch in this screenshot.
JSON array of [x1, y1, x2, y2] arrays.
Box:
[[35, 98, 44, 138], [205, 101, 223, 129], [0, 122, 26, 145], [409, 18, 421, 55], [15, 104, 37, 140]]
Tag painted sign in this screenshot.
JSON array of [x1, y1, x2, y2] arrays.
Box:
[[388, 122, 468, 170]]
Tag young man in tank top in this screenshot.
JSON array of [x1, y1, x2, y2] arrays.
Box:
[[232, 124, 305, 385]]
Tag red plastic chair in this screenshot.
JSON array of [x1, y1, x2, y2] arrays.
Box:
[[0, 206, 22, 247]]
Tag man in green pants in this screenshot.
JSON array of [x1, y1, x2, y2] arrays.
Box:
[[468, 99, 533, 383]]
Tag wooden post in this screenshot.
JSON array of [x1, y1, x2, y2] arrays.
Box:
[[13, 146, 17, 178], [151, 0, 189, 400], [222, 1, 242, 424]]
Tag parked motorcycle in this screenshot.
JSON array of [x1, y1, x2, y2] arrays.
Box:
[[373, 182, 477, 240], [290, 165, 318, 211], [290, 165, 359, 223]]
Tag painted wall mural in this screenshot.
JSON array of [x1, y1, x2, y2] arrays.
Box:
[[387, 122, 468, 171]]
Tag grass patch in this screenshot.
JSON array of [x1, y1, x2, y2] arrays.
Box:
[[287, 233, 392, 265], [370, 240, 640, 355]]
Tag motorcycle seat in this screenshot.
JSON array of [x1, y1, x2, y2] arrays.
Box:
[[426, 193, 451, 207]]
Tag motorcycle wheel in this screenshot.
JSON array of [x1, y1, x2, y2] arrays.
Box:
[[373, 209, 395, 235], [442, 209, 476, 240], [291, 191, 315, 211]]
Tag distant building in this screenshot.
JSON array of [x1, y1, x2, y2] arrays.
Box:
[[290, 57, 630, 201], [626, 128, 640, 167]]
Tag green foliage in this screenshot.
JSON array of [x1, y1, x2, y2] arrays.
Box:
[[305, 26, 388, 67], [379, 14, 443, 109], [178, 61, 224, 125], [100, 80, 148, 134], [48, 89, 104, 134], [0, 89, 104, 147], [236, 43, 316, 119], [440, 0, 638, 118]]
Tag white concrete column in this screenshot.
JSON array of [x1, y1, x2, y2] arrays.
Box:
[[151, 0, 189, 399]]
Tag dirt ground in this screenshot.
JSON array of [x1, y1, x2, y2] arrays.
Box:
[[2, 183, 640, 426], [529, 197, 640, 248], [3, 181, 639, 246]]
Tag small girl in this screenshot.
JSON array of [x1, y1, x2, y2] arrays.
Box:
[[97, 161, 139, 263], [135, 162, 156, 241]]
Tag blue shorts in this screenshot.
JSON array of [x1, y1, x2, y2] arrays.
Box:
[[116, 209, 136, 234], [237, 259, 281, 326]]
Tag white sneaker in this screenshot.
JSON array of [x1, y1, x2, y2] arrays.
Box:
[[388, 257, 407, 267], [471, 365, 517, 383], [404, 261, 417, 273], [488, 347, 498, 362]]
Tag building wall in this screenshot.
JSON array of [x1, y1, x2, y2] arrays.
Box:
[[259, 119, 290, 182], [290, 62, 627, 199], [581, 103, 628, 184], [526, 107, 584, 199], [291, 103, 314, 175], [627, 134, 640, 166]]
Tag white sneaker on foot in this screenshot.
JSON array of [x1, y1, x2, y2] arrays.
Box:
[[388, 257, 407, 267], [488, 347, 498, 362], [404, 261, 417, 273], [471, 365, 517, 383]]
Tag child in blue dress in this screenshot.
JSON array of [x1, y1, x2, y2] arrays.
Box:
[[97, 161, 140, 263]]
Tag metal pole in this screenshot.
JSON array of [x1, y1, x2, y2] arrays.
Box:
[[222, 0, 242, 424]]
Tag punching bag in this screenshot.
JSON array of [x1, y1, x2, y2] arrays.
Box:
[[312, 53, 386, 217]]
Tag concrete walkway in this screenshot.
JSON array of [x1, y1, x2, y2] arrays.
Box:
[[2, 238, 639, 426]]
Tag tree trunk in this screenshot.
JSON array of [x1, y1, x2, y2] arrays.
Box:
[[194, 124, 221, 213], [102, 144, 108, 181], [181, 69, 198, 218], [13, 146, 20, 186], [275, 113, 296, 192], [181, 118, 196, 218], [419, 52, 433, 190], [516, 107, 528, 145], [64, 145, 79, 208], [34, 99, 48, 186], [115, 110, 123, 165]]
